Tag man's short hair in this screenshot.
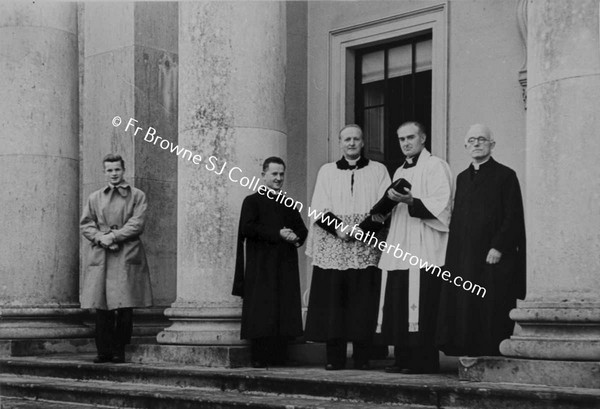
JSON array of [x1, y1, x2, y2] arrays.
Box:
[[397, 121, 426, 137], [339, 124, 363, 138], [103, 153, 125, 169], [262, 156, 286, 172]]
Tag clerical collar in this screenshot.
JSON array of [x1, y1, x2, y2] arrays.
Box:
[[472, 157, 491, 171], [336, 156, 369, 170], [403, 151, 422, 169]]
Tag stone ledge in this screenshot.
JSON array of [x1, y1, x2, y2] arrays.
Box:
[[131, 342, 325, 368], [0, 338, 95, 357], [0, 336, 157, 357], [459, 356, 600, 389], [129, 344, 252, 368]]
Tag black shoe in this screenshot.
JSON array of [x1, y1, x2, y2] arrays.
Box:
[[325, 363, 344, 370], [384, 365, 407, 373], [399, 367, 439, 374], [93, 355, 113, 364], [251, 361, 267, 368], [111, 354, 126, 364]]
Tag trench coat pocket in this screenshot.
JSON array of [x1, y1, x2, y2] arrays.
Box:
[[122, 239, 142, 265], [124, 262, 153, 307], [87, 245, 105, 266], [125, 262, 145, 277]]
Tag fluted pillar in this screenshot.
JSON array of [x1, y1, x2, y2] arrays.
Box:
[[461, 0, 600, 388], [0, 3, 91, 340], [157, 1, 287, 349]]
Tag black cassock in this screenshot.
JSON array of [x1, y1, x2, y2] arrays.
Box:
[[436, 157, 526, 356], [232, 192, 308, 340]]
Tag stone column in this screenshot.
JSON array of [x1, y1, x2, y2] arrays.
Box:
[[81, 2, 178, 336], [0, 3, 92, 342], [461, 0, 600, 388], [154, 2, 287, 365]]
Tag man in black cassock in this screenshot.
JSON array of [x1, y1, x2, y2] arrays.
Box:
[[436, 124, 526, 356], [232, 157, 308, 367]]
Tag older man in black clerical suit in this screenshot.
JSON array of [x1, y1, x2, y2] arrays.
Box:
[[436, 124, 526, 357]]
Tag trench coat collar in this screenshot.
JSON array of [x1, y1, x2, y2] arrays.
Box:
[[103, 181, 131, 197]]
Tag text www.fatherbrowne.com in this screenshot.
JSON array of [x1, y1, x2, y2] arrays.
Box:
[[113, 116, 487, 298], [306, 209, 486, 298]]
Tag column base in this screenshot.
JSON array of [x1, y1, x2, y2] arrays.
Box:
[[157, 305, 244, 345], [0, 307, 93, 339], [129, 344, 251, 367], [501, 338, 600, 361], [132, 307, 171, 337], [500, 301, 600, 361], [459, 356, 600, 389]]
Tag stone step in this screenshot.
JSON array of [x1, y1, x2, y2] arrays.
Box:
[[1, 355, 599, 408], [0, 395, 120, 409], [0, 374, 428, 409], [0, 355, 454, 407], [0, 336, 157, 358]]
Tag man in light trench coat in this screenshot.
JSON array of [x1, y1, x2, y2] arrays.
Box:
[[80, 153, 153, 363]]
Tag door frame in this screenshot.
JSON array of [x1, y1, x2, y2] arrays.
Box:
[[327, 3, 448, 162]]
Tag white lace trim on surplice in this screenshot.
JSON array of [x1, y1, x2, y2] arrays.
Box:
[[306, 212, 383, 270]]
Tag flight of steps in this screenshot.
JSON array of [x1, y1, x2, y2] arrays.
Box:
[[1, 353, 599, 409]]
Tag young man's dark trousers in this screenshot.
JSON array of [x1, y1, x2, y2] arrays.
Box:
[[95, 308, 133, 362]]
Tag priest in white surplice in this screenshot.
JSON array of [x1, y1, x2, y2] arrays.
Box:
[[378, 121, 452, 374], [305, 124, 391, 371]]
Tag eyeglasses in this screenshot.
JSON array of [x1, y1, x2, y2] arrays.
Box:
[[466, 137, 491, 145]]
